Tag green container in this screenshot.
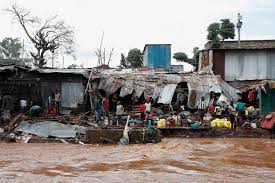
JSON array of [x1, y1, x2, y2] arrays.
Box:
[[191, 123, 200, 129]]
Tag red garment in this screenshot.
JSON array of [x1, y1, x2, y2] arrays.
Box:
[[48, 105, 56, 114], [140, 104, 145, 113], [208, 105, 215, 112], [248, 91, 255, 102], [105, 97, 109, 112]]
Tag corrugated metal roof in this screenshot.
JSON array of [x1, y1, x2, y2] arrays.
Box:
[[205, 40, 275, 50], [30, 68, 90, 78], [89, 68, 241, 105]]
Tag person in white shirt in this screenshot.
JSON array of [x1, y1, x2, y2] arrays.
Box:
[[19, 99, 28, 113], [116, 102, 124, 125], [145, 101, 151, 114], [145, 96, 152, 116], [197, 96, 206, 122]]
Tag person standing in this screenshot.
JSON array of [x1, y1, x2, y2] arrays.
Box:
[[102, 95, 110, 125], [228, 101, 237, 131], [116, 102, 124, 125], [197, 96, 206, 122], [145, 96, 151, 116], [55, 90, 61, 114], [48, 92, 56, 114], [95, 96, 103, 123], [19, 99, 28, 113], [140, 101, 146, 120], [236, 100, 246, 127], [1, 95, 13, 122]]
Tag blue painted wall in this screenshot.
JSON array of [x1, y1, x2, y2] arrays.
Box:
[[143, 44, 171, 68]]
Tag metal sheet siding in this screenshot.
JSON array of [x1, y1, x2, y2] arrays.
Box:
[[225, 50, 275, 81], [145, 45, 171, 68], [269, 52, 275, 79], [61, 82, 84, 108], [143, 48, 148, 66]]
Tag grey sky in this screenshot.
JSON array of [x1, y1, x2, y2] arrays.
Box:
[[1, 0, 275, 69]]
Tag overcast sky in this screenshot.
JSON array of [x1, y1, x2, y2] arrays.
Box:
[[1, 0, 275, 69]]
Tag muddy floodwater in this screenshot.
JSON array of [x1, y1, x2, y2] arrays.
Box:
[[0, 138, 275, 183]]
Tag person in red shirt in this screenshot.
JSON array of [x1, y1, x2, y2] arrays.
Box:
[[248, 90, 255, 102], [140, 102, 145, 120], [102, 95, 110, 125]]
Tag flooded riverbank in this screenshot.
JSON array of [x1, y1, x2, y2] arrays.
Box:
[[0, 138, 275, 183]]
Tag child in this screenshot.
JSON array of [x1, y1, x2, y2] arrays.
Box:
[[116, 102, 124, 125]]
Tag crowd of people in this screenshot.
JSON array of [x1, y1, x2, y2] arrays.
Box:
[[198, 90, 259, 130], [0, 90, 62, 124]]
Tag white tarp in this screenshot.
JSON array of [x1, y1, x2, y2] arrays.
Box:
[[152, 84, 163, 101], [132, 82, 145, 102], [187, 77, 240, 109], [157, 84, 177, 104], [119, 80, 134, 97], [187, 83, 210, 109]]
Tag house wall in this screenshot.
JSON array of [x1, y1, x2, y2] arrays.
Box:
[[61, 82, 84, 108], [143, 45, 171, 68], [38, 73, 86, 110], [212, 51, 225, 79], [0, 70, 42, 111], [224, 50, 275, 81], [143, 48, 148, 66]]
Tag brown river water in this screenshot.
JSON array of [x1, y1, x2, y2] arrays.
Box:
[[0, 138, 275, 183]]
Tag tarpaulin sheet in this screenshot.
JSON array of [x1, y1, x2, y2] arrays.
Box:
[[187, 83, 210, 109], [152, 84, 164, 101], [144, 83, 155, 97], [15, 121, 79, 138], [219, 80, 241, 102], [132, 83, 145, 102], [187, 76, 240, 109], [110, 78, 124, 94], [98, 77, 114, 92], [119, 80, 134, 97], [157, 84, 177, 104]]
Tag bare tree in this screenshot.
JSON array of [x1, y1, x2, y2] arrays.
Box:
[[95, 31, 114, 66], [6, 5, 75, 68]]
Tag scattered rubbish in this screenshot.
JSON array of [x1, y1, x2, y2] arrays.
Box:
[[60, 139, 69, 144], [78, 141, 85, 145], [14, 132, 32, 143], [260, 113, 275, 130]]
